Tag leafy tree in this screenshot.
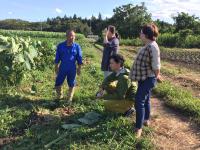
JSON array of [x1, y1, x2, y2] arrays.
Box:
[[109, 3, 152, 38], [173, 12, 200, 33], [155, 19, 175, 33], [98, 13, 102, 21]]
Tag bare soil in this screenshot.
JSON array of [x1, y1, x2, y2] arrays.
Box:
[[150, 98, 200, 150]]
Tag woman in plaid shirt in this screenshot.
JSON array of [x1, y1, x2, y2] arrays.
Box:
[[129, 23, 162, 138]]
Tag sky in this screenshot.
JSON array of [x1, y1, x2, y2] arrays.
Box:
[[0, 0, 199, 23]]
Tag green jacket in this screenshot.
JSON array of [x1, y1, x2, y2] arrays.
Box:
[[102, 68, 137, 100]]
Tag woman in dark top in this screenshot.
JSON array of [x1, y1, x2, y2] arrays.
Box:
[[101, 25, 119, 78]]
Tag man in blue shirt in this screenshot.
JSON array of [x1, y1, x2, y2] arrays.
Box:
[[54, 30, 83, 104]]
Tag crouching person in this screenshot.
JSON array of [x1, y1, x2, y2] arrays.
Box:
[[54, 30, 83, 104], [96, 54, 137, 116]]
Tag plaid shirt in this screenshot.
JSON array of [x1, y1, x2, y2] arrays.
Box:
[[129, 43, 160, 81]]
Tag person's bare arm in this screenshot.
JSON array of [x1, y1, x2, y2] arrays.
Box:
[[55, 64, 59, 75], [154, 69, 163, 82], [77, 65, 82, 76], [103, 29, 109, 44], [150, 45, 163, 82]]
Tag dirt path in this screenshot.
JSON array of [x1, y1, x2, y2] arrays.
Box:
[[161, 72, 200, 98], [150, 98, 200, 150], [163, 60, 200, 73], [161, 62, 200, 98]]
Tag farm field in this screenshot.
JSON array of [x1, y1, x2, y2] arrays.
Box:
[[0, 30, 154, 150], [1, 0, 200, 149], [0, 30, 200, 149]]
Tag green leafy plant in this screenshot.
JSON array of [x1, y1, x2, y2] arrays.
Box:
[[0, 35, 40, 85]]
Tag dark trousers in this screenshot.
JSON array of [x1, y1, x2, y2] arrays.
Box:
[[135, 77, 156, 129]]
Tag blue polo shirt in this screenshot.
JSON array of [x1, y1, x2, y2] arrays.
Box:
[[55, 41, 83, 71]]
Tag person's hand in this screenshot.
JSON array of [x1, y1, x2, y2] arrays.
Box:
[[55, 69, 59, 80], [96, 88, 105, 98], [157, 74, 163, 83], [77, 67, 81, 76], [103, 28, 107, 36], [104, 28, 109, 38], [55, 66, 59, 75], [55, 69, 59, 75], [106, 30, 109, 37]]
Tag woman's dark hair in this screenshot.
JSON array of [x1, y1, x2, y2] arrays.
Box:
[[107, 25, 120, 39], [108, 25, 116, 34], [141, 23, 159, 41], [110, 54, 125, 67], [115, 32, 120, 39]]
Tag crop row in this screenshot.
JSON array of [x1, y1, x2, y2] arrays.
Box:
[[0, 29, 85, 40], [160, 48, 200, 64]]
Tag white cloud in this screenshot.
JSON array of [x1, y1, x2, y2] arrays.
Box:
[[8, 12, 13, 15], [145, 0, 200, 22], [55, 8, 63, 14]]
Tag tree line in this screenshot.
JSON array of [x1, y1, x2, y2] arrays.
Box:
[[0, 3, 200, 39]]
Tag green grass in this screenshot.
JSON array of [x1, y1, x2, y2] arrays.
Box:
[[0, 41, 153, 149], [153, 82, 200, 124], [161, 62, 183, 76], [120, 38, 142, 46]]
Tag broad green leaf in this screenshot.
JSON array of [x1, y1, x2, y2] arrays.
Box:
[[37, 41, 42, 46], [84, 112, 102, 120], [4, 66, 10, 72], [16, 53, 25, 63], [24, 56, 31, 70], [0, 45, 7, 52], [78, 118, 99, 125], [10, 37, 20, 53], [24, 51, 34, 64], [0, 35, 8, 44], [61, 124, 82, 130], [28, 46, 38, 58], [78, 112, 102, 125]]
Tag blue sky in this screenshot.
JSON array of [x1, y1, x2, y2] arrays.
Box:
[[0, 0, 199, 23]]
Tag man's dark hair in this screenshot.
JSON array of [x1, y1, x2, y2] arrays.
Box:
[[66, 29, 75, 36], [110, 54, 125, 67]]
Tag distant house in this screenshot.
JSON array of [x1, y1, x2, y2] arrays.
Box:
[[87, 34, 99, 41]]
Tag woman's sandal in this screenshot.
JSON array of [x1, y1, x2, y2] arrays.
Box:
[[135, 128, 142, 138], [143, 120, 150, 127]]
